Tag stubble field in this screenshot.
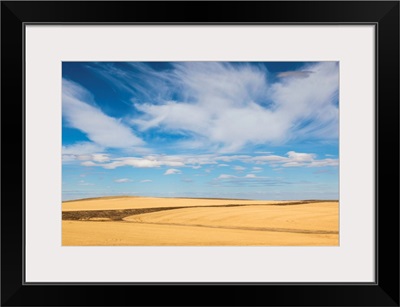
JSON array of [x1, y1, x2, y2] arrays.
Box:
[[62, 196, 339, 246]]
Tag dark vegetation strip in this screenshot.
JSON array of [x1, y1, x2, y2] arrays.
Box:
[[62, 207, 182, 221], [62, 200, 334, 221]]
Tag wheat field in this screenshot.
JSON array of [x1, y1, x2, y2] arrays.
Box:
[[62, 196, 339, 246]]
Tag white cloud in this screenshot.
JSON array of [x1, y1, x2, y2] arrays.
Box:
[[92, 154, 110, 163], [101, 157, 185, 170], [128, 62, 338, 152], [218, 174, 237, 179], [281, 162, 304, 167], [252, 151, 338, 168], [62, 142, 103, 155], [164, 169, 182, 175], [63, 144, 111, 165], [63, 79, 144, 148], [308, 159, 338, 167], [81, 154, 218, 170], [62, 142, 104, 162], [81, 161, 97, 167], [269, 63, 339, 140], [140, 179, 152, 183], [218, 164, 229, 167], [252, 155, 287, 163], [77, 151, 337, 170], [114, 178, 132, 183], [218, 173, 258, 180], [286, 151, 315, 162]]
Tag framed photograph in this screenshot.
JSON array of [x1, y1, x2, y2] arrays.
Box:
[[2, 1, 399, 306]]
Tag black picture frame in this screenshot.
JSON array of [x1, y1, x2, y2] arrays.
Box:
[[1, 1, 399, 306]]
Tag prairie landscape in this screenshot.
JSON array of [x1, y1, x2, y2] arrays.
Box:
[[62, 62, 340, 246], [62, 196, 339, 246]]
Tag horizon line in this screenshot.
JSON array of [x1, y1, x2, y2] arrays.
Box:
[[62, 195, 339, 203]]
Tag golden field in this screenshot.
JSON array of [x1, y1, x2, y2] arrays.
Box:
[[62, 196, 339, 246]]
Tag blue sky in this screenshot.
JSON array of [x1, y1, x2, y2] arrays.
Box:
[[62, 62, 339, 201]]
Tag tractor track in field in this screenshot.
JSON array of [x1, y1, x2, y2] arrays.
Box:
[[124, 220, 339, 235]]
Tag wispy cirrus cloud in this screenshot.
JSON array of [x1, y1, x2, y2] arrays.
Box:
[[86, 62, 338, 152], [87, 62, 174, 104], [119, 62, 337, 152], [62, 79, 144, 149]]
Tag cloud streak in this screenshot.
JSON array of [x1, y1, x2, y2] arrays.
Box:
[[74, 151, 337, 170], [62, 142, 104, 162], [62, 79, 144, 148]]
